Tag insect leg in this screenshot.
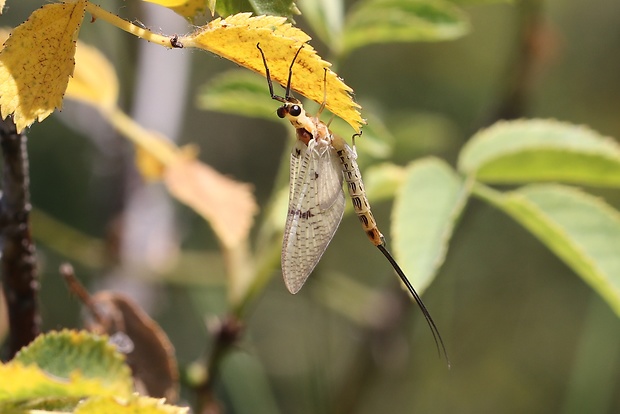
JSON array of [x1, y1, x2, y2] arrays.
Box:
[[317, 68, 328, 117]]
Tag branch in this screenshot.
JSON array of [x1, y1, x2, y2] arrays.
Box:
[[193, 315, 244, 414], [0, 116, 40, 359]]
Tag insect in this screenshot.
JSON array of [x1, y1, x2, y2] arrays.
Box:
[[257, 44, 449, 364]]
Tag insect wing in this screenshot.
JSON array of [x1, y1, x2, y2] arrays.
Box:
[[282, 139, 345, 293]]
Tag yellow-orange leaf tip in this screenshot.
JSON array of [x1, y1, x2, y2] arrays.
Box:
[[182, 13, 365, 132], [165, 159, 258, 249]]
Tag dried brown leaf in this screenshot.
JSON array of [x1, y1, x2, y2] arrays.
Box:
[[164, 159, 258, 249], [88, 292, 179, 403]]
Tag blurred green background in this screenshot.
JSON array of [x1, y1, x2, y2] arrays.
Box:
[[2, 0, 620, 413]]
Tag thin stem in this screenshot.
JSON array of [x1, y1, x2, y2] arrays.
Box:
[[108, 107, 178, 165], [59, 263, 106, 326], [193, 315, 244, 414], [85, 2, 181, 48], [470, 181, 506, 209]]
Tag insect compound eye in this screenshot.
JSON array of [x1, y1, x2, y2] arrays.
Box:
[[276, 106, 287, 118], [289, 105, 302, 117]]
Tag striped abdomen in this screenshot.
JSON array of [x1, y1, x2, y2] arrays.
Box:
[[336, 145, 385, 247]]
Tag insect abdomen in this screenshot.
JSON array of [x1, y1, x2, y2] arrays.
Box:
[[336, 146, 385, 247]]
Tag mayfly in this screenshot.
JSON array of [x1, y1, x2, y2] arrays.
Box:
[[257, 44, 448, 364]]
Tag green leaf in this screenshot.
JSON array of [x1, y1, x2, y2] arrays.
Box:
[[0, 331, 189, 412], [249, 0, 300, 18], [215, 0, 300, 18], [197, 70, 278, 121], [458, 119, 620, 187], [342, 0, 470, 54], [214, 0, 252, 16], [0, 331, 133, 411], [298, 0, 344, 54], [392, 157, 470, 292], [363, 162, 406, 204], [476, 184, 620, 317], [14, 330, 133, 396]]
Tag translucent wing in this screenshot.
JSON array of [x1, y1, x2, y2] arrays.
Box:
[[282, 138, 345, 293]]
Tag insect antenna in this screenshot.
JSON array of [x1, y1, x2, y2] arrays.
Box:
[[377, 244, 451, 368], [284, 45, 304, 100], [317, 68, 328, 117], [257, 43, 304, 103]]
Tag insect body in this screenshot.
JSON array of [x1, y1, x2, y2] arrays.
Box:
[[257, 44, 448, 364]]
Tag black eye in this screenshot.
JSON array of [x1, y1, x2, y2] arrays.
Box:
[[289, 105, 302, 117], [276, 106, 286, 118]]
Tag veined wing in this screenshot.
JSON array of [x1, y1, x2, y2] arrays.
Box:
[[282, 138, 345, 293]]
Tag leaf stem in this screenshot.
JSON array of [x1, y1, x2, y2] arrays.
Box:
[[470, 181, 505, 208], [85, 1, 179, 48], [108, 107, 178, 165]]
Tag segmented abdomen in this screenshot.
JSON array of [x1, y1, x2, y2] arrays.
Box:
[[336, 145, 385, 246]]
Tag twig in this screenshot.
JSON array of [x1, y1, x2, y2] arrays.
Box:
[[85, 2, 181, 48], [0, 116, 40, 359], [194, 314, 244, 414], [59, 263, 106, 326]]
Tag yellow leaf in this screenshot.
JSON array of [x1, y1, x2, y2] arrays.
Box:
[[0, 1, 5, 15], [0, 362, 129, 403], [164, 159, 258, 248], [0, 0, 87, 133], [143, 0, 206, 20], [144, 0, 187, 6], [75, 395, 188, 414], [65, 40, 119, 112], [182, 13, 364, 132]]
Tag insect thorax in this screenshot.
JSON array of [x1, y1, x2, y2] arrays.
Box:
[[295, 118, 332, 148], [296, 128, 313, 146]]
